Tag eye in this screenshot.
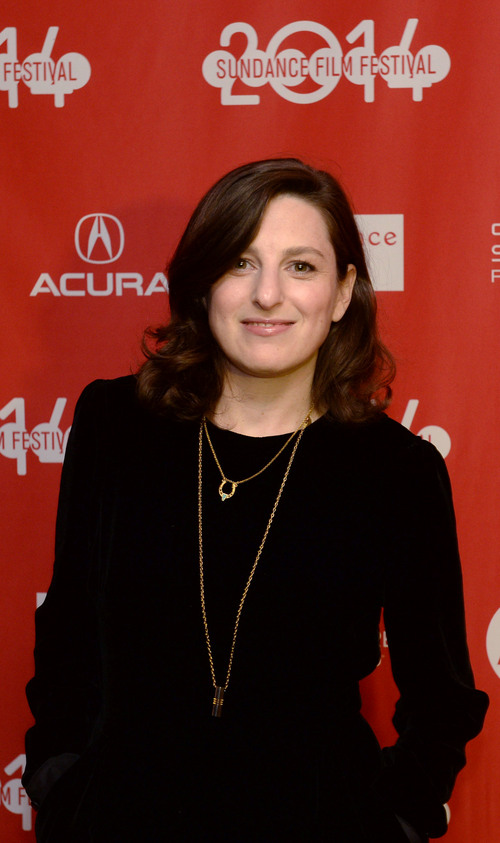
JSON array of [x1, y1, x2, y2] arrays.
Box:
[[291, 261, 315, 274], [233, 258, 251, 271]]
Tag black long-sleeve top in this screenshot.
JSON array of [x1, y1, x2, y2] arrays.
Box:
[[23, 376, 488, 842]]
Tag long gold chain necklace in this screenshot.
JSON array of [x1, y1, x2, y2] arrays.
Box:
[[203, 410, 312, 501], [198, 410, 312, 716]]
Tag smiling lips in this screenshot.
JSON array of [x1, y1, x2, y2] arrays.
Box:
[[241, 319, 295, 336]]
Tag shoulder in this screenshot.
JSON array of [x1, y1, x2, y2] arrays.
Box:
[[318, 412, 441, 463], [69, 375, 155, 453], [358, 416, 454, 516], [71, 375, 195, 457], [75, 374, 138, 412], [73, 375, 151, 428], [372, 415, 447, 475], [312, 413, 450, 500], [361, 414, 440, 461]]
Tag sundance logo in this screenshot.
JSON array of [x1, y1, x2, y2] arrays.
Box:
[[0, 397, 69, 476], [0, 26, 91, 108], [0, 755, 31, 831], [203, 19, 450, 105], [487, 609, 500, 679], [401, 398, 451, 458], [30, 214, 168, 297], [355, 214, 403, 291]]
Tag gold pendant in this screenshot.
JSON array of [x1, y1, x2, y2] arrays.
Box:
[[212, 686, 224, 717], [219, 479, 237, 501]]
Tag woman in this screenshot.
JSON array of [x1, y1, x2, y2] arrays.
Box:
[[23, 159, 488, 842]]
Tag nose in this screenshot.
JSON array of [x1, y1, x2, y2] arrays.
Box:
[[252, 265, 284, 310]]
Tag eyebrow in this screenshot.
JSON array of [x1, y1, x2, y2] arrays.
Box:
[[244, 246, 328, 260], [281, 247, 327, 260]]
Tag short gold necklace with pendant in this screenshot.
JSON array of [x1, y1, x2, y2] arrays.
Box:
[[198, 407, 312, 716], [202, 410, 312, 501]]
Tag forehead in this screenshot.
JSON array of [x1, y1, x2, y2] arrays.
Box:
[[251, 194, 332, 245]]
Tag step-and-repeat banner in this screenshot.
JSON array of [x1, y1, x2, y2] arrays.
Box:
[[1, 1, 499, 839]]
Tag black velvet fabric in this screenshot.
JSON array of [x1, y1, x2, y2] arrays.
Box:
[[23, 376, 488, 842]]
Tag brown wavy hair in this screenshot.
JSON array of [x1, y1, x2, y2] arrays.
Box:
[[137, 158, 395, 422]]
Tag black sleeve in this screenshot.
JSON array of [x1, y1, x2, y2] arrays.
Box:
[[23, 380, 108, 806], [372, 439, 489, 838]]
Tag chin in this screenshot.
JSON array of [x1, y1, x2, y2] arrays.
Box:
[[228, 358, 313, 381]]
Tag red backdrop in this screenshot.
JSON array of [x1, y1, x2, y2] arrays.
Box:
[[1, 1, 499, 838]]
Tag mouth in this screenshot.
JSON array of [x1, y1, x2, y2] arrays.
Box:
[[241, 319, 295, 335]]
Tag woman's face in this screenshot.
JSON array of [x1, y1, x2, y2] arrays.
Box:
[[207, 194, 355, 385]]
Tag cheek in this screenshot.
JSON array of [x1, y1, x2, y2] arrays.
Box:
[[308, 291, 337, 328], [207, 293, 228, 331], [207, 297, 240, 353], [208, 285, 241, 322], [316, 318, 334, 347]]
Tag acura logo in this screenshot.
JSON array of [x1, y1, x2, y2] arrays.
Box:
[[74, 214, 125, 264]]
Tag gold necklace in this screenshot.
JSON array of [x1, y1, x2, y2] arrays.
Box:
[[203, 408, 313, 501], [197, 412, 311, 716]]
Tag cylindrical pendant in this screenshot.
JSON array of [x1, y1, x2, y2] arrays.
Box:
[[212, 685, 224, 717]]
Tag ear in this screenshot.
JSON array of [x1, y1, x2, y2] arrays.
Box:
[[331, 264, 356, 322]]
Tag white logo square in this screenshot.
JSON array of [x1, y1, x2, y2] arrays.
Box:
[[355, 214, 404, 291]]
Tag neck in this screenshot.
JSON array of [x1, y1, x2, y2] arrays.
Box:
[[209, 370, 317, 436]]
